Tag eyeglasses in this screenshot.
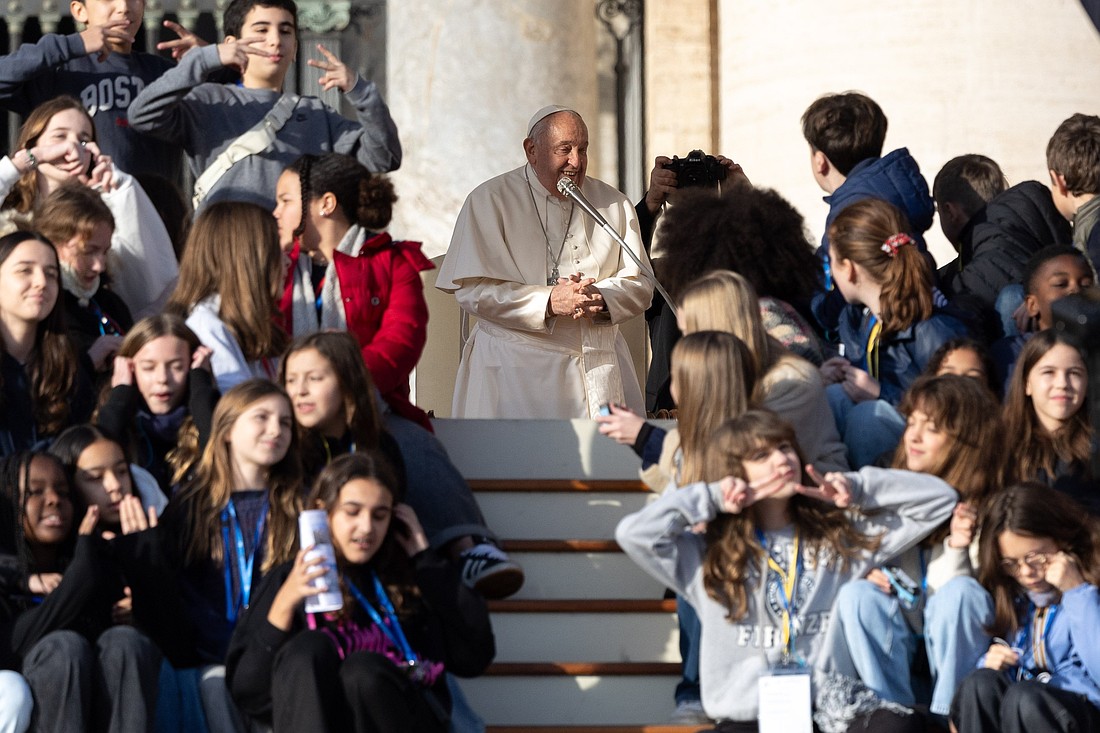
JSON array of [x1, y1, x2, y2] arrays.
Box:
[[1000, 552, 1051, 576]]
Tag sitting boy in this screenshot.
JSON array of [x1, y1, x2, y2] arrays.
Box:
[[801, 92, 935, 334], [1046, 113, 1100, 273], [128, 0, 401, 210], [934, 154, 1069, 341], [0, 0, 199, 182]]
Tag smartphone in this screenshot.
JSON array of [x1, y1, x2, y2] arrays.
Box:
[[298, 510, 343, 613], [598, 403, 612, 416]]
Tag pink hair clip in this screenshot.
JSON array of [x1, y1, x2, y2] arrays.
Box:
[[881, 232, 914, 257]]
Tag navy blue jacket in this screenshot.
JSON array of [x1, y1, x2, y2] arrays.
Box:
[[812, 148, 935, 334], [838, 307, 969, 405]]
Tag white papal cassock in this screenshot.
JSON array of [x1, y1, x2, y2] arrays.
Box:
[[436, 164, 653, 419]]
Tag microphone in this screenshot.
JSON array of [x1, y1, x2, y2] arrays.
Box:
[[557, 177, 677, 317]]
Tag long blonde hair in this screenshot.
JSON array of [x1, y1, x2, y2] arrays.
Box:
[[680, 269, 786, 397], [172, 380, 302, 571], [166, 201, 288, 362], [672, 331, 756, 484]]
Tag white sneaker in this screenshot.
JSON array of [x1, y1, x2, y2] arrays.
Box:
[[669, 699, 710, 724]]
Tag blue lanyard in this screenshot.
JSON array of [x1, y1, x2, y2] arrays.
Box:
[[756, 529, 802, 657], [220, 497, 268, 624], [88, 297, 122, 336], [346, 572, 418, 666], [1015, 602, 1058, 678]]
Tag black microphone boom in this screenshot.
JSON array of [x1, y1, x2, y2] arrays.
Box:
[[556, 177, 677, 317]]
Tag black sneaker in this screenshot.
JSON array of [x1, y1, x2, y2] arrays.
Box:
[[460, 543, 525, 599]]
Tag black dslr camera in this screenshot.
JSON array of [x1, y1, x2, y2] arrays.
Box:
[[664, 150, 728, 189]]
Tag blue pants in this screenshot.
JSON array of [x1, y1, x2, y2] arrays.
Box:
[[674, 594, 701, 705], [832, 576, 993, 715], [825, 386, 906, 468]]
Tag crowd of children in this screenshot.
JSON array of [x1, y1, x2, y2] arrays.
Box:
[[0, 1, 1097, 731]]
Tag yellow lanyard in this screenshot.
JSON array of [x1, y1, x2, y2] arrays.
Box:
[[761, 530, 801, 652], [865, 319, 882, 381]]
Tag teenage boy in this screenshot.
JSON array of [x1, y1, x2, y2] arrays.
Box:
[[0, 0, 202, 183], [128, 0, 401, 210], [801, 91, 934, 334], [1046, 113, 1100, 274], [934, 154, 1069, 340]]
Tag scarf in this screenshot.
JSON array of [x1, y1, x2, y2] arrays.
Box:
[[60, 261, 100, 307], [289, 224, 366, 337]]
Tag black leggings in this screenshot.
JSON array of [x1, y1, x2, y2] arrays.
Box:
[[951, 667, 1100, 733], [271, 630, 448, 733]]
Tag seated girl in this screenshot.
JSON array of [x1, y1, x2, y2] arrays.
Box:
[[0, 95, 177, 318], [951, 484, 1100, 733], [166, 202, 288, 393], [828, 375, 1004, 721], [0, 231, 94, 456], [819, 198, 968, 468], [0, 450, 160, 732], [615, 409, 956, 730], [96, 314, 218, 493], [49, 424, 167, 536], [117, 380, 303, 732], [274, 154, 434, 429], [1001, 330, 1094, 514], [923, 336, 998, 396], [282, 332, 523, 599], [226, 451, 495, 732]]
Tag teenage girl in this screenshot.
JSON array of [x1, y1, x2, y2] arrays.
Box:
[[829, 375, 1004, 719], [1001, 330, 1093, 512], [273, 153, 434, 428], [678, 269, 848, 474], [0, 95, 177, 319], [226, 451, 495, 732], [951, 484, 1100, 733], [96, 314, 217, 492], [281, 332, 523, 598], [166, 202, 288, 393], [615, 409, 956, 730], [49, 424, 167, 537], [0, 451, 160, 732], [0, 231, 93, 456], [923, 336, 998, 395], [819, 198, 968, 468]]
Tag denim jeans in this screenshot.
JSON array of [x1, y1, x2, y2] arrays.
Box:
[[832, 576, 994, 715], [0, 670, 32, 733], [825, 386, 906, 469], [674, 594, 702, 705]]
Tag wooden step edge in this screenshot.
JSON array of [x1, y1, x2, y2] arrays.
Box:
[[488, 599, 676, 613], [485, 661, 682, 676], [469, 479, 650, 493], [487, 726, 710, 733], [500, 539, 622, 552]]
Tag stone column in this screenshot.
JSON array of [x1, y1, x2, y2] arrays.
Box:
[[386, 1, 600, 416]]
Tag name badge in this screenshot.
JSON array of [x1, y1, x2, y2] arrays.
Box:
[[758, 667, 812, 733]]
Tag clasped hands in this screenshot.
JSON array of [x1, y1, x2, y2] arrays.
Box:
[[548, 273, 605, 320]]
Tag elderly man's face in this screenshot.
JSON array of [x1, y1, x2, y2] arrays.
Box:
[[524, 112, 588, 198]]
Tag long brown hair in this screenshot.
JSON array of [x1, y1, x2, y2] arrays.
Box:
[[701, 410, 878, 621], [173, 379, 302, 571], [978, 483, 1100, 638], [671, 331, 756, 484], [892, 375, 1004, 513], [166, 201, 288, 362], [828, 198, 933, 337], [3, 96, 95, 214], [0, 232, 78, 437], [279, 331, 382, 476], [1001, 330, 1090, 484], [308, 451, 420, 618]]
